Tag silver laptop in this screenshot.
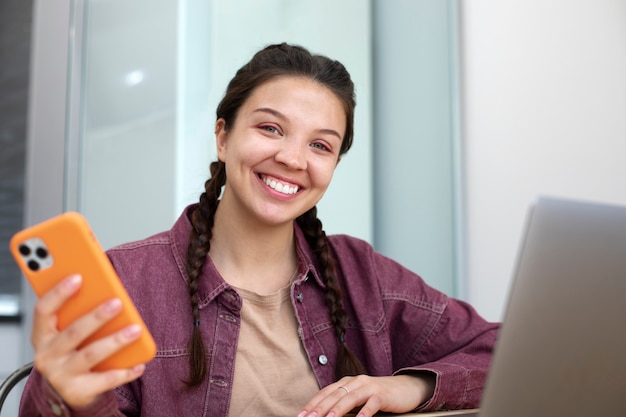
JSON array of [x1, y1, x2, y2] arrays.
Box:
[[447, 196, 626, 417]]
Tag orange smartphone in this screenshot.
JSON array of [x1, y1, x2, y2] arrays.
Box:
[[10, 212, 156, 371]]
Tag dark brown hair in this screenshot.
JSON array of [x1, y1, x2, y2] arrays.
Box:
[[185, 43, 364, 387]]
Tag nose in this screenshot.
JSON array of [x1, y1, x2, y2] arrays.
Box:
[[275, 139, 307, 170]]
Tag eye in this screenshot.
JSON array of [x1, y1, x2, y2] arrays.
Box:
[[259, 124, 281, 135], [310, 142, 331, 152]]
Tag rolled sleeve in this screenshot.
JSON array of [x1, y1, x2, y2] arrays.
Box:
[[397, 363, 487, 411], [394, 301, 499, 411]]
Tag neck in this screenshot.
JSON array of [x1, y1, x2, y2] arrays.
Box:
[[209, 204, 299, 294]]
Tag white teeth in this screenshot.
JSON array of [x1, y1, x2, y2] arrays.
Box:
[[263, 176, 299, 195]]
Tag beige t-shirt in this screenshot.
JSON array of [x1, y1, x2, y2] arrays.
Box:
[[228, 284, 320, 417]]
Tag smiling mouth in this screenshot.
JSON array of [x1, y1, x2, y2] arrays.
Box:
[[261, 175, 300, 195]]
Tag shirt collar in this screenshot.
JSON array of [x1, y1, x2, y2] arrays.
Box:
[[293, 222, 326, 289], [170, 204, 326, 308]]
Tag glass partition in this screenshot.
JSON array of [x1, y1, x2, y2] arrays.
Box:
[[72, 0, 373, 250]]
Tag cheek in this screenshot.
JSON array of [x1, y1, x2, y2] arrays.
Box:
[[310, 163, 337, 189], [224, 144, 254, 168]]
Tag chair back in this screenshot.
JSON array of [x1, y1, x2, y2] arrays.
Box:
[[0, 362, 33, 413]]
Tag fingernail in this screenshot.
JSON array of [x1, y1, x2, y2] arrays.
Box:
[[124, 324, 141, 340], [297, 412, 307, 417], [104, 298, 122, 314], [64, 274, 82, 290]]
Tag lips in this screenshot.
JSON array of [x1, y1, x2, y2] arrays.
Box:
[[261, 174, 300, 195]]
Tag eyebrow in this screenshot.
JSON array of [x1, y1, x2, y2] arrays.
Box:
[[252, 107, 343, 140]]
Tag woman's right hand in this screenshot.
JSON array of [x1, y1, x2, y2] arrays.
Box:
[[30, 274, 146, 409]]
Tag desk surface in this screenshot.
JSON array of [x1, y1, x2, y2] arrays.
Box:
[[349, 410, 478, 416], [407, 410, 478, 416]]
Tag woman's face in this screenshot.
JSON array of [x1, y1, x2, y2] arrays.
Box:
[[216, 76, 346, 228]]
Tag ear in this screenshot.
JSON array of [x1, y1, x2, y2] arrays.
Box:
[[215, 118, 228, 162]]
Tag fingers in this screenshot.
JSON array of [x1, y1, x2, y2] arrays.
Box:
[[32, 275, 82, 346], [30, 274, 148, 408], [37, 322, 146, 409], [43, 297, 123, 359], [299, 376, 367, 417], [72, 321, 143, 372], [36, 294, 143, 375], [299, 374, 427, 417], [50, 364, 146, 408], [44, 308, 141, 374]]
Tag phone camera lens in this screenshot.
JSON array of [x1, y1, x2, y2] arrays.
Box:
[[19, 244, 31, 256], [36, 247, 49, 259], [27, 260, 40, 271]]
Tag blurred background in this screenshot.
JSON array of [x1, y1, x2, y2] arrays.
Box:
[[2, 0, 625, 413]]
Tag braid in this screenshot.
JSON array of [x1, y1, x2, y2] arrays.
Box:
[[296, 207, 366, 379], [184, 160, 226, 387]]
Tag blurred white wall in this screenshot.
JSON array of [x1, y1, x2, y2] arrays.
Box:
[[461, 0, 626, 321]]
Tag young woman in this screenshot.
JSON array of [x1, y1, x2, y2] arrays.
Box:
[[19, 43, 498, 417]]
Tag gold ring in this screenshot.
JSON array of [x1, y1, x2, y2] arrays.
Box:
[[339, 386, 350, 394]]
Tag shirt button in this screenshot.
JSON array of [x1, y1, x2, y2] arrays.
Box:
[[318, 354, 328, 365], [48, 401, 63, 416]]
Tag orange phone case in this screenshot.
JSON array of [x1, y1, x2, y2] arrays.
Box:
[[10, 212, 156, 371]]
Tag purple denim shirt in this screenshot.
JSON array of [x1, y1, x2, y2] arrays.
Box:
[[20, 205, 499, 416]]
